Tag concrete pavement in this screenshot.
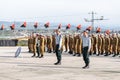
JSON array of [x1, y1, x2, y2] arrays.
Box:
[[0, 47, 120, 80]]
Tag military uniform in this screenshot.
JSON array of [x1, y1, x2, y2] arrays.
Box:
[[73, 35, 78, 56], [109, 36, 113, 55], [36, 36, 40, 57], [39, 36, 45, 58], [61, 36, 65, 52], [118, 36, 120, 55], [104, 36, 110, 56], [52, 35, 56, 53], [89, 35, 94, 55], [112, 35, 118, 57], [28, 36, 32, 52], [77, 35, 82, 56], [64, 35, 69, 52], [93, 35, 98, 55], [68, 35, 74, 54], [47, 36, 52, 53], [97, 35, 102, 56], [32, 36, 36, 57], [44, 36, 47, 52], [101, 35, 105, 55]]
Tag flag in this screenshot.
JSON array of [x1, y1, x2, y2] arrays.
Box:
[[66, 24, 71, 29], [44, 22, 50, 28], [58, 24, 62, 29], [10, 24, 15, 30], [1, 24, 4, 30], [105, 30, 110, 35], [86, 26, 92, 31], [76, 24, 82, 30], [96, 27, 101, 33], [34, 22, 38, 28], [21, 22, 27, 27]]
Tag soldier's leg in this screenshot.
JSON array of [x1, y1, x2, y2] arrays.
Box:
[[36, 46, 40, 57], [32, 45, 36, 57]]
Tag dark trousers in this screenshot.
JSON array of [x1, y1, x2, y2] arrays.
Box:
[[55, 44, 62, 63], [36, 46, 40, 56], [82, 47, 90, 66]]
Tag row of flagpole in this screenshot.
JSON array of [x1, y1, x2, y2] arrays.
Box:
[[0, 21, 111, 34]]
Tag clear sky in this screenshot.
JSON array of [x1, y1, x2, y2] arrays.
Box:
[[0, 0, 120, 26]]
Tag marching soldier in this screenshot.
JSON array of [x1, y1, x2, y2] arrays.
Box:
[[89, 34, 94, 55], [44, 36, 47, 52], [68, 34, 74, 54], [31, 33, 37, 57], [39, 34, 45, 58], [64, 35, 69, 52], [117, 34, 120, 56], [73, 33, 78, 56], [28, 35, 32, 53], [52, 34, 56, 53], [36, 34, 40, 57], [112, 33, 118, 57], [92, 34, 98, 55], [109, 35, 113, 55], [61, 35, 65, 53], [97, 34, 102, 56], [77, 34, 82, 56], [47, 35, 52, 53], [101, 34, 105, 55], [104, 34, 110, 56]]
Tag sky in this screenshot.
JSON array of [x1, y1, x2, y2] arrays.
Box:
[[0, 0, 120, 26]]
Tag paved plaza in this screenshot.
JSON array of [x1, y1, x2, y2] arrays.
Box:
[[0, 47, 120, 80]]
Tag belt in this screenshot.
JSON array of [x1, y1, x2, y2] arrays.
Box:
[[83, 46, 88, 48]]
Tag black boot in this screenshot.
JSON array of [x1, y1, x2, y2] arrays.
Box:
[[82, 64, 89, 69], [104, 52, 108, 56], [39, 55, 44, 58], [73, 53, 76, 56], [112, 54, 116, 57], [97, 53, 100, 56], [31, 54, 36, 57], [54, 61, 61, 65], [77, 53, 81, 57]]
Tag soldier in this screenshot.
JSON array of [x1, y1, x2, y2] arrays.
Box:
[[52, 34, 56, 53], [109, 34, 113, 55], [81, 30, 91, 69], [64, 34, 69, 52], [39, 34, 45, 58], [101, 34, 105, 55], [89, 34, 94, 55], [112, 33, 118, 57], [92, 34, 98, 55], [29, 34, 34, 53], [28, 35, 32, 53], [97, 34, 102, 56], [54, 29, 63, 65], [73, 33, 78, 56], [117, 34, 120, 56], [77, 34, 82, 56], [47, 35, 52, 53], [68, 34, 74, 54], [44, 36, 47, 52], [104, 34, 110, 56], [31, 33, 37, 57], [61, 35, 65, 53], [36, 34, 40, 57]]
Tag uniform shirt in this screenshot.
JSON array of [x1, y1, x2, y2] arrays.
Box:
[[81, 35, 91, 51], [55, 34, 62, 49]]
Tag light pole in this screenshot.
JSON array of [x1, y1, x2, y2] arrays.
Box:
[[84, 11, 108, 32]]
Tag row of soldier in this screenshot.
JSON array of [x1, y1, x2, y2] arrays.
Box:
[[28, 32, 120, 58]]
